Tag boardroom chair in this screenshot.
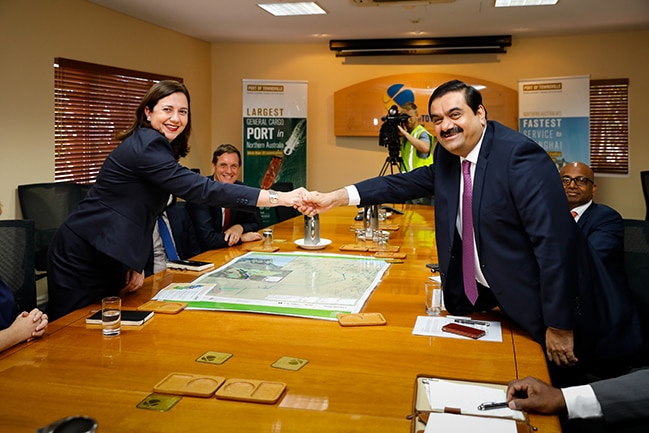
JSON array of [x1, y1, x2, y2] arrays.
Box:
[[17, 182, 88, 278], [641, 170, 649, 221], [623, 218, 649, 365], [0, 220, 37, 313]]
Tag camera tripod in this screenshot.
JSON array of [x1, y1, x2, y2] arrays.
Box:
[[379, 155, 404, 176]]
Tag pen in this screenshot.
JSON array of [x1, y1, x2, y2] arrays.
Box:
[[454, 318, 490, 327], [477, 401, 509, 411]]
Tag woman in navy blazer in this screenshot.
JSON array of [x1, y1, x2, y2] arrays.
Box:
[[47, 80, 304, 321]]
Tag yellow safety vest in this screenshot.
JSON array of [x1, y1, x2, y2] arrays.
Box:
[[401, 124, 433, 172]]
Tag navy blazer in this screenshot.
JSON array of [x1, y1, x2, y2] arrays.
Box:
[[574, 203, 642, 360], [578, 203, 625, 274], [355, 121, 580, 347], [185, 177, 262, 252], [64, 127, 259, 272]]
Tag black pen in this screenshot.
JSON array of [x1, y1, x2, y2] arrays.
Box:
[[454, 318, 490, 327], [477, 401, 509, 411]]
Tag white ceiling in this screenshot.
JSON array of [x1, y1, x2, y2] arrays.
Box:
[[89, 0, 649, 44]]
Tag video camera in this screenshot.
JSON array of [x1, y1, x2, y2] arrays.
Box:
[[379, 105, 409, 157]]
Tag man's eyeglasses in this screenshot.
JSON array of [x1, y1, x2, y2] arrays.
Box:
[[561, 176, 593, 187]]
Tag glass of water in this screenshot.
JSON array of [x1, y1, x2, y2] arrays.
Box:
[[101, 296, 121, 337]]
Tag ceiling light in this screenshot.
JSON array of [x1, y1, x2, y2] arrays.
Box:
[[495, 0, 559, 6], [258, 2, 327, 16]]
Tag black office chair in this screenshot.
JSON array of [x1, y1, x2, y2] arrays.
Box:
[[270, 182, 301, 223], [641, 171, 649, 221], [0, 220, 37, 313], [17, 182, 87, 277], [623, 219, 649, 365]]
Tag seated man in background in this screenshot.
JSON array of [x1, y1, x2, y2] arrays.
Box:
[[507, 371, 649, 433], [561, 161, 625, 271], [145, 204, 202, 276], [560, 161, 642, 379], [186, 144, 262, 251]]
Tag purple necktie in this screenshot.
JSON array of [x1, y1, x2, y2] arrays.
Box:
[[462, 160, 479, 305]]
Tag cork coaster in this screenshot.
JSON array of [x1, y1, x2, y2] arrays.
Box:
[[215, 378, 286, 404], [339, 244, 369, 252], [248, 246, 280, 252], [153, 373, 226, 398], [374, 251, 407, 259]]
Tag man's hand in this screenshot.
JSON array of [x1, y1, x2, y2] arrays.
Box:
[[506, 376, 567, 414], [297, 189, 349, 216], [545, 327, 578, 367], [123, 269, 144, 293], [241, 231, 262, 243], [223, 224, 245, 246]]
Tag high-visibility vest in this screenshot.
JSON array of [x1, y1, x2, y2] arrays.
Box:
[[401, 124, 433, 172]]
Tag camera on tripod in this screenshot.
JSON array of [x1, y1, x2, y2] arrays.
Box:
[[379, 105, 409, 157]]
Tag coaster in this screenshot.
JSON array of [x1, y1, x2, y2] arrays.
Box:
[[337, 312, 386, 326], [153, 373, 226, 397], [248, 246, 280, 252], [196, 351, 233, 365], [138, 300, 187, 314], [136, 393, 182, 412], [374, 252, 407, 259], [271, 356, 309, 371], [215, 379, 286, 404], [339, 244, 369, 252], [367, 245, 400, 252]]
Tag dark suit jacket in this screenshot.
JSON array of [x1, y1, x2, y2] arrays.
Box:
[[591, 368, 649, 425], [574, 203, 643, 360], [578, 203, 626, 274], [61, 127, 259, 272], [185, 177, 262, 252], [355, 121, 637, 359], [144, 203, 202, 276]]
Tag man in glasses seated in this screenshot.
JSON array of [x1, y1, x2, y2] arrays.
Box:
[[560, 161, 624, 274], [560, 161, 642, 381]]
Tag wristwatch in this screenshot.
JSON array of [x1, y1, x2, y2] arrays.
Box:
[[268, 189, 279, 205]]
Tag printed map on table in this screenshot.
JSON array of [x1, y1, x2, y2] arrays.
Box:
[[152, 251, 391, 320]]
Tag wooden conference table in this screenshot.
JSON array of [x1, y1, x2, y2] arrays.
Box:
[[0, 205, 560, 432]]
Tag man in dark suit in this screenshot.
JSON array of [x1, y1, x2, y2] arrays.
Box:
[[561, 161, 625, 276], [507, 371, 649, 433], [186, 144, 262, 251], [560, 161, 642, 379], [302, 80, 639, 381], [145, 203, 202, 276]]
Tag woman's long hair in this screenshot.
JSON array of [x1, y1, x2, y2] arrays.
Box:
[[116, 80, 192, 159]]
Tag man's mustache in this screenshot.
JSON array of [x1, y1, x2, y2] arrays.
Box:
[[440, 127, 463, 138]]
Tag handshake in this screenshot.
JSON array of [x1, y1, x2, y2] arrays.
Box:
[[268, 187, 351, 216]]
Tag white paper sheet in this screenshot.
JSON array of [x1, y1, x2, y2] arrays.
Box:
[[424, 412, 518, 433], [412, 315, 503, 342]]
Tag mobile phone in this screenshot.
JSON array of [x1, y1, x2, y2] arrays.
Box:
[[441, 323, 486, 339]]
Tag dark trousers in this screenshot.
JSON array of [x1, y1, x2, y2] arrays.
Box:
[[47, 223, 127, 321]]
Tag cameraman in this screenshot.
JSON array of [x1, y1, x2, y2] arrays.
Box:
[[397, 102, 434, 204]]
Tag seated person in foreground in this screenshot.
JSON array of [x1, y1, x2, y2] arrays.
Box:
[[145, 204, 202, 276], [186, 144, 262, 251], [0, 275, 48, 352], [507, 371, 649, 433]]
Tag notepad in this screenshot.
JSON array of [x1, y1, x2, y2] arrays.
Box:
[[85, 310, 154, 326], [166, 259, 214, 272]]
